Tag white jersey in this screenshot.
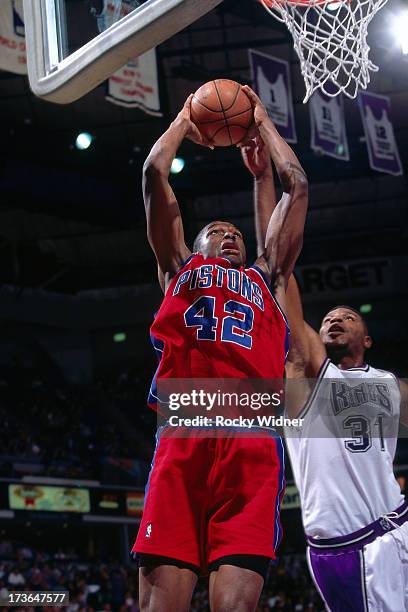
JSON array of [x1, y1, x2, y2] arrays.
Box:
[[286, 359, 404, 538]]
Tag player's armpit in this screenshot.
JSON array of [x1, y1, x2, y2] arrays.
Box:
[[157, 265, 165, 293], [284, 370, 314, 418], [399, 379, 408, 428]]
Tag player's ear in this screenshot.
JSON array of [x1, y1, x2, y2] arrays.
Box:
[[363, 335, 373, 350]]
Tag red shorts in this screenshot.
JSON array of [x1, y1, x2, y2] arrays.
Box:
[[131, 425, 285, 574]]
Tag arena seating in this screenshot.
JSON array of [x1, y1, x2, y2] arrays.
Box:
[[0, 540, 324, 611]]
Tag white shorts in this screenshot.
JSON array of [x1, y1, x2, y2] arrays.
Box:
[[363, 520, 408, 611], [307, 504, 408, 611]]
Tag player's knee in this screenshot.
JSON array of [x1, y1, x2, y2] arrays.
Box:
[[213, 591, 258, 612]]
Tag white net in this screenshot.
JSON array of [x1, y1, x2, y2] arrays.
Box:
[[260, 0, 389, 102]]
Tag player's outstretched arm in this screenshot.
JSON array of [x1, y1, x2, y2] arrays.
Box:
[[286, 276, 326, 379], [143, 95, 210, 290], [240, 135, 276, 257], [242, 86, 308, 312], [241, 138, 307, 355], [285, 276, 327, 417]]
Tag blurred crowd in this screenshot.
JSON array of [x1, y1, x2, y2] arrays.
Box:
[[0, 544, 139, 612], [0, 365, 154, 484], [0, 540, 323, 612], [1, 357, 407, 485]]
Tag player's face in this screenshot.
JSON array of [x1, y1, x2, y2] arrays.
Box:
[[199, 221, 246, 266], [319, 308, 372, 353]]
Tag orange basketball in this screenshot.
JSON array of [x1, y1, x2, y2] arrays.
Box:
[[191, 80, 253, 147]]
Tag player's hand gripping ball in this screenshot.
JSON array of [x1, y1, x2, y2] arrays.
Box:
[[191, 80, 253, 147]]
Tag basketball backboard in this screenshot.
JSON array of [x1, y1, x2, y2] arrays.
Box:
[[23, 0, 223, 104]]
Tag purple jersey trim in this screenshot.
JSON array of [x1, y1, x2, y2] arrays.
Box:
[[346, 364, 370, 372], [307, 545, 369, 612], [307, 501, 408, 551], [273, 436, 286, 551]]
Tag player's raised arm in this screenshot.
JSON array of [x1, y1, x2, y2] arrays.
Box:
[[242, 86, 308, 310], [285, 276, 326, 418], [143, 95, 210, 290], [240, 135, 276, 257], [286, 276, 326, 378], [241, 133, 312, 368]]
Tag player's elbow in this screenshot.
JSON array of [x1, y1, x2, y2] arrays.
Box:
[[143, 157, 163, 178], [291, 175, 308, 203], [295, 176, 308, 201], [281, 162, 308, 196]]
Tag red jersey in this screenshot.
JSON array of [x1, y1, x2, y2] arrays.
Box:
[[135, 254, 287, 569], [148, 254, 289, 407]]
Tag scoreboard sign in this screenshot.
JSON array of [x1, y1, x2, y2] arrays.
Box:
[[92, 490, 126, 515], [9, 484, 90, 513], [126, 491, 144, 517]]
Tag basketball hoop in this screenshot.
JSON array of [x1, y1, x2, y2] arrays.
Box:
[[259, 0, 389, 102]]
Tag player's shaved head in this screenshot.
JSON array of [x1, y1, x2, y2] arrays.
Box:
[[193, 223, 215, 253]]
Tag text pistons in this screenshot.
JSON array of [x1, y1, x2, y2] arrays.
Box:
[[173, 265, 264, 311]]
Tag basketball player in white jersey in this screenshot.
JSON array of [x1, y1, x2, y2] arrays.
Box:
[[244, 131, 408, 610], [284, 278, 408, 611]]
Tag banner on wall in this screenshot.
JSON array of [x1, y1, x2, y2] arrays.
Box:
[[249, 49, 297, 143], [0, 0, 27, 75], [310, 90, 349, 161], [97, 0, 162, 115], [358, 92, 402, 176], [106, 49, 162, 115]]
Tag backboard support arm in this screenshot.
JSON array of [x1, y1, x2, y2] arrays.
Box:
[[23, 0, 224, 104]]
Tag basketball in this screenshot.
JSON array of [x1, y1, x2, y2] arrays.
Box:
[[191, 79, 253, 147]]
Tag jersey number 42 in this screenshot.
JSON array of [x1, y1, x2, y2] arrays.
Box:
[[184, 296, 254, 349]]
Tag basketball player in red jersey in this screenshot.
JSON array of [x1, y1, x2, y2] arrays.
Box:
[[132, 86, 308, 612]]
